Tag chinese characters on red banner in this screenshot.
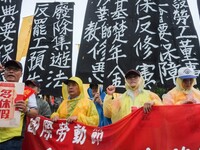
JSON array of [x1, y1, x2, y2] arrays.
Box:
[[23, 105, 200, 150], [26, 116, 104, 148]]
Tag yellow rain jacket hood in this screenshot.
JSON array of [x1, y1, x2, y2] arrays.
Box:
[[104, 76, 162, 123], [163, 77, 200, 104], [51, 77, 99, 126]]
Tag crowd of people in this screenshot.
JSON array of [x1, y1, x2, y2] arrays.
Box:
[[1, 60, 200, 149]]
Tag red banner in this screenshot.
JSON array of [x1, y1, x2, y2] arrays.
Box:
[[22, 105, 200, 150]]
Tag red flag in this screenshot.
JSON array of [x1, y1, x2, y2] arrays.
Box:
[[23, 86, 35, 100]]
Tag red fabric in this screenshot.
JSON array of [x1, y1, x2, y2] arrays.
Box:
[[22, 105, 200, 150], [14, 94, 24, 103], [23, 86, 35, 100]]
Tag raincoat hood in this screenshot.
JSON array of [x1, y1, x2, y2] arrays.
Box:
[[175, 77, 196, 93], [62, 76, 84, 100], [125, 75, 145, 92]]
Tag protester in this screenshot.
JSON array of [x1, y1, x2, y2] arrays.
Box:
[[0, 60, 38, 150], [53, 96, 63, 112], [25, 80, 52, 118], [44, 95, 55, 113], [163, 67, 200, 104], [46, 95, 63, 113], [87, 83, 112, 126], [51, 76, 99, 126], [103, 69, 162, 123]]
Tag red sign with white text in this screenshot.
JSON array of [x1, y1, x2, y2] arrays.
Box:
[[23, 105, 200, 150]]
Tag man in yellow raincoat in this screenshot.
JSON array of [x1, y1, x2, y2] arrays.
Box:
[[103, 69, 162, 123], [163, 67, 200, 105], [51, 76, 99, 126]]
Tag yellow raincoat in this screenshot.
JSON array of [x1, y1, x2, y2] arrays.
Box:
[[51, 77, 99, 126], [163, 78, 200, 104], [103, 76, 162, 123]]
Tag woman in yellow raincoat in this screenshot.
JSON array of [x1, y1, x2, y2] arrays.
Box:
[[163, 67, 200, 105], [51, 76, 99, 126], [103, 69, 162, 123]]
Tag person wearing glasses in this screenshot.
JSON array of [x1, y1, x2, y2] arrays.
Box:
[[51, 76, 99, 126], [0, 60, 38, 150]]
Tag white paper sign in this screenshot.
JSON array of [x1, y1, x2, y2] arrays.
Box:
[[0, 82, 24, 127]]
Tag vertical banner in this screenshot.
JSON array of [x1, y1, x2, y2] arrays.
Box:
[[76, 0, 111, 84], [76, 0, 200, 92], [157, 0, 200, 89], [198, 0, 200, 19], [16, 16, 34, 61], [130, 0, 160, 90], [0, 0, 22, 63], [76, 0, 135, 92], [0, 82, 24, 127], [23, 2, 74, 97], [103, 0, 136, 92]]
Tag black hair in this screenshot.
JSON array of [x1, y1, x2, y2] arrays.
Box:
[[89, 83, 98, 89]]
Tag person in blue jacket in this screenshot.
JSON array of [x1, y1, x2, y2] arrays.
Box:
[[87, 83, 112, 127]]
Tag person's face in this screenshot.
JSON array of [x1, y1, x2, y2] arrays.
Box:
[[126, 74, 140, 88], [91, 86, 98, 96], [67, 81, 80, 99], [4, 66, 22, 82], [182, 78, 193, 90]]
